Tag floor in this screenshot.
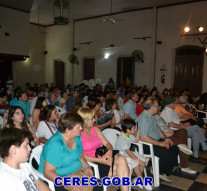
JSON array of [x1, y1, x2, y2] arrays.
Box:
[[108, 151, 207, 191]]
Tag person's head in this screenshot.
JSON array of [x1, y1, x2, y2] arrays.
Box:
[[87, 98, 101, 111], [72, 90, 79, 99], [163, 96, 176, 110], [108, 77, 114, 83], [150, 87, 158, 97], [121, 119, 137, 134], [48, 92, 56, 101], [37, 90, 45, 98], [61, 91, 69, 100], [34, 97, 47, 109], [178, 95, 188, 107], [0, 90, 7, 103], [58, 112, 83, 136], [137, 94, 144, 104], [39, 105, 59, 122], [8, 106, 25, 125], [143, 98, 159, 115], [77, 107, 95, 131], [105, 99, 116, 112], [162, 88, 169, 96], [129, 92, 138, 103], [17, 91, 28, 103], [69, 101, 83, 114], [0, 128, 32, 162]]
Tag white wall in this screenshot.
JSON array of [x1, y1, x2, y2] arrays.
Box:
[[0, 6, 29, 55], [45, 24, 73, 86], [156, 1, 207, 92], [13, 24, 46, 88], [74, 9, 154, 86]]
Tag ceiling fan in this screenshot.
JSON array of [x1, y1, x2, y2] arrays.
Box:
[[101, 0, 123, 24]]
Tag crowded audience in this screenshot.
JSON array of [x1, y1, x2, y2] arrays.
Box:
[[0, 80, 207, 191]]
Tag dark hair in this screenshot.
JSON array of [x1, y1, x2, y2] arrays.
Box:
[[8, 106, 28, 131], [16, 91, 26, 100], [58, 112, 83, 133], [129, 92, 137, 100], [87, 98, 100, 110], [121, 119, 136, 133], [34, 97, 46, 109], [39, 105, 56, 121], [0, 90, 7, 98], [105, 99, 115, 111], [143, 99, 157, 110], [0, 128, 32, 158], [69, 101, 83, 114]]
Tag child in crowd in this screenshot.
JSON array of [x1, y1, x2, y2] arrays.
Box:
[[115, 119, 152, 191], [105, 99, 122, 130], [0, 128, 50, 191]]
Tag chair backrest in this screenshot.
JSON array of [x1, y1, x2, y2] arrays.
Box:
[[102, 128, 121, 149], [95, 79, 102, 85], [55, 106, 66, 116], [29, 145, 44, 165]]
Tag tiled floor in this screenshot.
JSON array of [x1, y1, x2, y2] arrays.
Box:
[[108, 151, 207, 191]]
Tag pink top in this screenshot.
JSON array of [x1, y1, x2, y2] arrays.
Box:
[[81, 126, 102, 158]]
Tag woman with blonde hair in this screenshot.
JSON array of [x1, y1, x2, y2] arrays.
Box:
[[78, 107, 129, 191]]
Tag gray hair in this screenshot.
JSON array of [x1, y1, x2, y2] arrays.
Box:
[[143, 99, 157, 110]]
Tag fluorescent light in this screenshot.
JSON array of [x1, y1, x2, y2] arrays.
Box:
[[104, 53, 110, 59]]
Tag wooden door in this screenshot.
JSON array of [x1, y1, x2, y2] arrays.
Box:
[[54, 60, 64, 90], [117, 57, 135, 88], [174, 46, 204, 96], [83, 58, 95, 80]]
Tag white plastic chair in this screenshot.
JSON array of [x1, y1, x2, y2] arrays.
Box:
[[95, 79, 102, 85], [133, 141, 160, 187], [55, 106, 66, 116], [196, 109, 207, 123], [88, 79, 95, 89], [102, 128, 149, 190], [29, 145, 55, 191], [82, 80, 88, 85]]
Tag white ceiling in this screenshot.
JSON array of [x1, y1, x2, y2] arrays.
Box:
[[0, 0, 201, 26]]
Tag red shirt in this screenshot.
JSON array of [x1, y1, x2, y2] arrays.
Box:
[[136, 104, 144, 116]]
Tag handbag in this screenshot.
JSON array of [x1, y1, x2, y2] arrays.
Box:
[[95, 145, 108, 158], [97, 113, 114, 125], [64, 168, 93, 191]]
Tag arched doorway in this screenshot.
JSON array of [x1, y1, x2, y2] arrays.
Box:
[[174, 45, 204, 96]]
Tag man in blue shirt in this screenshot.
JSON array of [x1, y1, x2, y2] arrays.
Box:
[[14, 91, 31, 120], [136, 98, 179, 183], [66, 90, 80, 112], [123, 92, 138, 121]]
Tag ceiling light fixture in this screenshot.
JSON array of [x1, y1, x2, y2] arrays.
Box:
[[181, 25, 207, 47]]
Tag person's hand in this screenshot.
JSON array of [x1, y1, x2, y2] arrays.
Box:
[[100, 154, 112, 166], [183, 122, 191, 127], [159, 141, 170, 149], [138, 159, 145, 167], [68, 185, 81, 191], [165, 138, 173, 146], [165, 129, 174, 137], [137, 127, 141, 134], [85, 166, 93, 176], [106, 119, 112, 126]]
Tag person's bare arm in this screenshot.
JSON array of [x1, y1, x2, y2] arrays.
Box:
[[168, 122, 190, 128], [32, 109, 39, 129], [124, 113, 135, 121], [27, 123, 40, 146], [140, 135, 169, 149], [158, 128, 166, 139], [36, 179, 51, 191], [176, 111, 190, 120], [39, 137, 48, 144]]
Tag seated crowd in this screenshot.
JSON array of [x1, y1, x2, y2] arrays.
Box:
[[0, 80, 207, 191]]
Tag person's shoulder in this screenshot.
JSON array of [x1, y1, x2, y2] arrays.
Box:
[[46, 131, 63, 146]]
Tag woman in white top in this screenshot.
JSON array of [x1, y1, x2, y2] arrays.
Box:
[[37, 105, 59, 144]]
